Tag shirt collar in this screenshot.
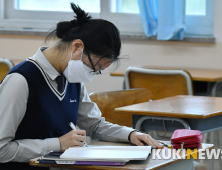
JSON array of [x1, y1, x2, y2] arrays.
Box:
[[32, 47, 60, 80]]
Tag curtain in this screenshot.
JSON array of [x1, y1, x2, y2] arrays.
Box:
[[138, 0, 186, 40]]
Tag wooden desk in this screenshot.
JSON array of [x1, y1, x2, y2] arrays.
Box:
[[110, 66, 222, 82], [29, 141, 214, 170], [115, 95, 222, 133], [115, 95, 222, 169], [115, 95, 222, 119]]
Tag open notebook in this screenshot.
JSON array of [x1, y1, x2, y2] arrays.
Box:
[[60, 145, 152, 161]]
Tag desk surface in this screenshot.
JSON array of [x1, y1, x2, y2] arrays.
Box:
[[115, 95, 222, 119], [29, 141, 213, 170], [110, 66, 222, 82]]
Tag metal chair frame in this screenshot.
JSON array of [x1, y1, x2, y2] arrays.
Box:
[[0, 58, 14, 70]]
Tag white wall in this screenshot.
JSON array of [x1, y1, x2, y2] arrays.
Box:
[[0, 0, 222, 94]]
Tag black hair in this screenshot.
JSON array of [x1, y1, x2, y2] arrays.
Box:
[[46, 3, 121, 63]]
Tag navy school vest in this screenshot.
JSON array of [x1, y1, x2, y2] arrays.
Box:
[[0, 59, 81, 170]]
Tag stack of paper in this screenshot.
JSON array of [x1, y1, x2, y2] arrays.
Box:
[[61, 145, 152, 161], [39, 145, 152, 166]]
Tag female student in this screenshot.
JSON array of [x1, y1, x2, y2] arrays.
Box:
[[0, 3, 163, 169]]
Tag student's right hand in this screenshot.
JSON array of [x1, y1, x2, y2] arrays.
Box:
[[59, 130, 86, 151]]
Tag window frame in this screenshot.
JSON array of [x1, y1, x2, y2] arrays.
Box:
[[0, 0, 143, 33], [0, 0, 214, 37], [185, 0, 214, 37]]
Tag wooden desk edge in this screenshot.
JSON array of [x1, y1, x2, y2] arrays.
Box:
[[110, 72, 125, 77], [115, 108, 222, 119], [115, 109, 206, 119], [29, 144, 214, 170], [203, 111, 222, 119], [29, 161, 119, 170], [110, 70, 222, 82]]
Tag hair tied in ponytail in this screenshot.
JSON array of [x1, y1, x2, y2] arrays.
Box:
[[69, 19, 77, 28], [70, 2, 91, 26], [46, 2, 121, 63]]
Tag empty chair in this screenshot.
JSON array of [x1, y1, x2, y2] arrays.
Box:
[[124, 66, 193, 100], [0, 59, 14, 82], [89, 88, 153, 127]]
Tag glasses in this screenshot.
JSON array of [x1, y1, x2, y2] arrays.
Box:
[[85, 50, 102, 75]]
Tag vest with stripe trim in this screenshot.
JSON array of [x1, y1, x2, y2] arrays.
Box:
[[0, 59, 81, 170]]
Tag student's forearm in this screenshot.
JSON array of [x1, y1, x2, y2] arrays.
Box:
[[0, 138, 60, 162], [77, 108, 135, 142], [77, 83, 135, 142], [89, 119, 135, 142]]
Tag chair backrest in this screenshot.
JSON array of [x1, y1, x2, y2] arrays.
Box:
[[0, 59, 14, 82], [124, 66, 193, 100], [89, 88, 153, 127]]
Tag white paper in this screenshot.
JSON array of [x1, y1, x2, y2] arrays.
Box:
[[60, 146, 151, 161]]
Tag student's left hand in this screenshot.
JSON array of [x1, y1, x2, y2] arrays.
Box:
[[129, 131, 164, 149]]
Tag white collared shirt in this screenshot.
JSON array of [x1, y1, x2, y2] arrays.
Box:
[[0, 47, 134, 163]]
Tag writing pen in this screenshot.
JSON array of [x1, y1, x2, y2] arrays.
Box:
[[160, 141, 172, 148], [69, 122, 88, 147]]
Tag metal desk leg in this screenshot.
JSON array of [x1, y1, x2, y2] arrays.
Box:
[[211, 81, 222, 97], [209, 81, 222, 170], [202, 133, 208, 143], [122, 80, 126, 89], [200, 132, 208, 164], [219, 129, 222, 169], [210, 132, 214, 170], [135, 116, 191, 131]]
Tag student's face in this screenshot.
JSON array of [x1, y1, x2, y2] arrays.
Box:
[[69, 40, 113, 73], [81, 54, 113, 73]]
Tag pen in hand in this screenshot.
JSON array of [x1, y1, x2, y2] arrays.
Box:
[[69, 122, 88, 147]]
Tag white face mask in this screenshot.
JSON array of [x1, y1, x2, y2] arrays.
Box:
[[63, 48, 96, 83]]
